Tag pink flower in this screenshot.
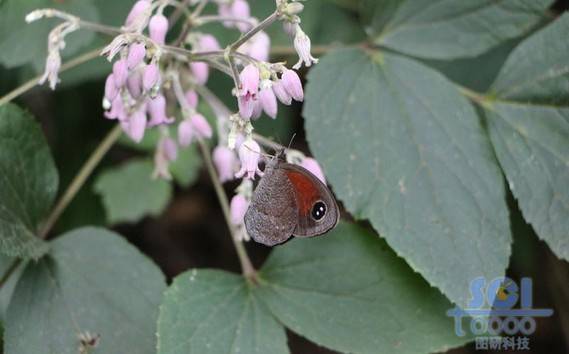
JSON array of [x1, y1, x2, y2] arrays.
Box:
[[149, 14, 169, 45], [104, 96, 126, 120], [147, 94, 174, 126], [213, 145, 237, 182], [112, 59, 128, 87], [104, 74, 118, 103], [190, 62, 209, 85], [272, 79, 292, 105], [283, 21, 297, 37], [230, 194, 249, 225], [300, 157, 326, 183], [258, 82, 277, 119], [217, 3, 233, 28], [281, 69, 303, 102], [198, 34, 220, 51], [293, 26, 318, 69], [245, 31, 270, 62], [124, 107, 147, 142], [39, 51, 61, 90], [250, 99, 263, 120], [178, 119, 194, 147], [235, 138, 263, 179], [124, 0, 151, 32], [143, 63, 160, 91], [127, 70, 143, 98], [231, 0, 252, 33], [191, 113, 212, 138], [127, 42, 146, 69], [153, 136, 178, 180], [238, 64, 260, 119], [185, 90, 198, 108]]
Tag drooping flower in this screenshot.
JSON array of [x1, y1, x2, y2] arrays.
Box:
[[191, 113, 212, 138], [124, 106, 147, 142], [271, 79, 292, 105], [238, 64, 260, 119], [243, 31, 270, 62], [178, 119, 194, 147], [149, 14, 169, 45], [185, 90, 199, 108], [300, 157, 326, 183], [198, 34, 221, 52], [143, 63, 160, 91], [112, 59, 129, 87], [153, 136, 178, 180], [127, 42, 146, 69], [127, 70, 143, 98], [124, 0, 152, 32], [104, 95, 126, 120], [281, 69, 304, 102], [39, 50, 62, 90], [213, 145, 238, 182], [103, 74, 119, 106], [293, 25, 318, 69], [258, 81, 277, 119], [147, 94, 174, 126], [190, 62, 209, 85], [231, 0, 252, 33], [230, 194, 249, 225], [235, 138, 263, 179]]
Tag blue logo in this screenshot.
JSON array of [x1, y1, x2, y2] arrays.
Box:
[[447, 276, 553, 350]]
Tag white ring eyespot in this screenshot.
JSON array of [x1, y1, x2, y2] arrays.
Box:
[[311, 201, 327, 221]]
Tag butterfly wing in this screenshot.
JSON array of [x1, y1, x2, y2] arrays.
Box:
[[280, 163, 339, 238], [244, 164, 298, 246]]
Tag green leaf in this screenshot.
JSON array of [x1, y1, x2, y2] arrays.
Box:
[[258, 222, 470, 354], [485, 14, 569, 261], [93, 159, 173, 224], [0, 0, 99, 70], [365, 0, 552, 60], [157, 223, 471, 354], [171, 145, 202, 188], [5, 227, 166, 354], [303, 49, 510, 307], [157, 269, 289, 354], [0, 103, 57, 259], [0, 255, 23, 323]]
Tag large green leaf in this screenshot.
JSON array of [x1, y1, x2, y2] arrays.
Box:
[[93, 159, 173, 224], [303, 49, 510, 307], [485, 14, 569, 261], [0, 0, 99, 70], [0, 104, 57, 259], [364, 0, 552, 60], [257, 223, 469, 354], [5, 227, 166, 354], [157, 269, 289, 354], [158, 223, 470, 354]]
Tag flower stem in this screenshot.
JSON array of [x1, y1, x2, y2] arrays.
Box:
[[39, 125, 122, 239], [197, 139, 257, 281], [229, 11, 279, 52], [0, 47, 103, 106]]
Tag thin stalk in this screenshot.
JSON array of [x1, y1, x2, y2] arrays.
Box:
[[229, 11, 279, 51], [0, 47, 103, 105], [197, 139, 257, 281], [39, 125, 122, 239]]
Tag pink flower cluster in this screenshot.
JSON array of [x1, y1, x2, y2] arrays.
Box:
[[237, 65, 303, 120]]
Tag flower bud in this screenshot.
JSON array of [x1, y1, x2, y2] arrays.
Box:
[[127, 70, 143, 98], [230, 194, 249, 225], [272, 79, 292, 105], [125, 108, 147, 142], [259, 83, 277, 119], [281, 69, 303, 102], [143, 63, 160, 91], [235, 138, 263, 179], [161, 136, 178, 161], [190, 62, 209, 85], [198, 34, 221, 51], [127, 42, 146, 69], [246, 31, 270, 62], [125, 0, 151, 27], [112, 59, 129, 87], [185, 90, 198, 108], [104, 74, 119, 102], [239, 64, 260, 95], [213, 145, 237, 182], [231, 0, 252, 33], [149, 14, 169, 45], [191, 113, 212, 138], [178, 119, 194, 147], [147, 95, 174, 126], [104, 96, 125, 120]]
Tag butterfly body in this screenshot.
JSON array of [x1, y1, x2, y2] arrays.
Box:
[[244, 157, 339, 246]]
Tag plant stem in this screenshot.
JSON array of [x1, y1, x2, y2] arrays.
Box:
[[39, 125, 122, 239], [0, 47, 103, 106], [229, 11, 279, 52], [197, 139, 257, 281]]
